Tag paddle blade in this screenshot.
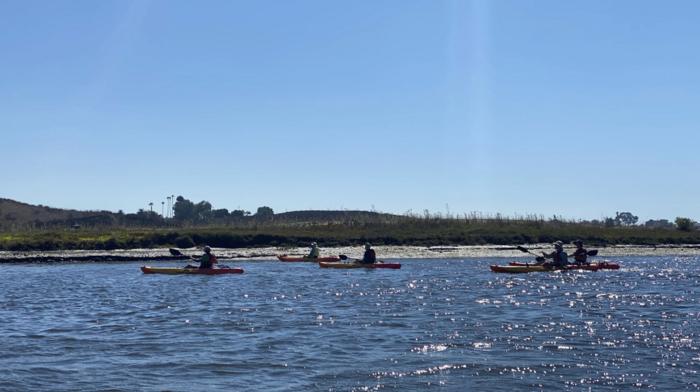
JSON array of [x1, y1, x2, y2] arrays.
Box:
[[535, 256, 545, 262], [338, 255, 348, 260], [516, 246, 530, 253], [169, 248, 183, 256], [587, 250, 598, 256]]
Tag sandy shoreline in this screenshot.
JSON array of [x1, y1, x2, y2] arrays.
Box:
[[2, 244, 700, 263]]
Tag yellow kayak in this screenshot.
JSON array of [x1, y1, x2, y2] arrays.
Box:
[[319, 261, 401, 269], [141, 266, 244, 275]]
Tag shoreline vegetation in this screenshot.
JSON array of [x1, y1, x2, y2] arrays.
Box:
[[1, 197, 699, 252], [3, 220, 700, 253]]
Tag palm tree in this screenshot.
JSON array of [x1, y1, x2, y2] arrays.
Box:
[[149, 202, 153, 212]]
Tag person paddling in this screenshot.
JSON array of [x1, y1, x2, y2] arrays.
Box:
[[542, 241, 568, 268], [359, 243, 376, 264], [307, 242, 320, 259], [187, 246, 217, 269], [571, 240, 588, 265]]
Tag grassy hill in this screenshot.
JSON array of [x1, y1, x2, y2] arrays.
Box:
[[0, 198, 115, 230]]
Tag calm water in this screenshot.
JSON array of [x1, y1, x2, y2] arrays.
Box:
[[1, 257, 699, 391]]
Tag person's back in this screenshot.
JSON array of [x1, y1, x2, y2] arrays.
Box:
[[543, 242, 568, 267], [572, 248, 587, 264], [361, 243, 376, 264], [553, 250, 568, 267], [572, 240, 587, 265], [198, 246, 216, 269], [307, 242, 320, 258]]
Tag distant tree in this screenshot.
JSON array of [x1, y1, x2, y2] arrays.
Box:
[[614, 211, 638, 226], [173, 196, 195, 221], [675, 217, 694, 232], [211, 208, 230, 219], [230, 209, 246, 218], [604, 217, 616, 227], [194, 201, 212, 221], [255, 206, 274, 217], [644, 219, 675, 229]]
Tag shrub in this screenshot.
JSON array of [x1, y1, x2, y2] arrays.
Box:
[[174, 235, 195, 248], [675, 217, 694, 232]]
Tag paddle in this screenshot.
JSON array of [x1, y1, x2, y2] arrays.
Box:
[[169, 248, 183, 256], [516, 245, 540, 257], [516, 246, 546, 263]]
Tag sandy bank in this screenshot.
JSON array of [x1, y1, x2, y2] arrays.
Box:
[[1, 244, 700, 263]]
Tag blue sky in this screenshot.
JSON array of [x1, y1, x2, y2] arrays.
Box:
[[1, 0, 698, 221]]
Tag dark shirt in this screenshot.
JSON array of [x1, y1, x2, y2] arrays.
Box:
[[572, 248, 587, 264], [543, 250, 568, 267], [199, 253, 214, 269], [361, 249, 376, 264]]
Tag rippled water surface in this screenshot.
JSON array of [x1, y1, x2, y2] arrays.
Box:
[[1, 257, 699, 391]]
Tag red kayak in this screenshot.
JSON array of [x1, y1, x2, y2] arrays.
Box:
[[490, 264, 602, 273], [508, 261, 620, 270], [319, 261, 401, 269], [141, 266, 244, 275], [278, 255, 341, 262]]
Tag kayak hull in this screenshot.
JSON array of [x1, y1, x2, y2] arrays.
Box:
[[490, 264, 601, 273], [508, 261, 620, 270], [319, 262, 401, 269], [141, 266, 244, 275], [278, 255, 340, 262]]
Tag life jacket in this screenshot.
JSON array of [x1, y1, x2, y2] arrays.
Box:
[[553, 250, 568, 265], [573, 248, 587, 263]]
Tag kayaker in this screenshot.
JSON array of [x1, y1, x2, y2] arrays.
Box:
[[571, 240, 588, 265], [307, 242, 320, 259], [359, 243, 376, 264], [542, 241, 568, 268], [187, 246, 218, 269]]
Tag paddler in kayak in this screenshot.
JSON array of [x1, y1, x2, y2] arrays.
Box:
[[358, 243, 377, 264], [542, 241, 568, 268], [186, 246, 218, 269], [571, 240, 589, 265], [307, 242, 320, 259]]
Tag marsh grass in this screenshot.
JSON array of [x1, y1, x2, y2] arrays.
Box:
[[2, 214, 699, 251]]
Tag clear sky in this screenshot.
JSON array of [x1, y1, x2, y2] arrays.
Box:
[[1, 0, 698, 221]]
